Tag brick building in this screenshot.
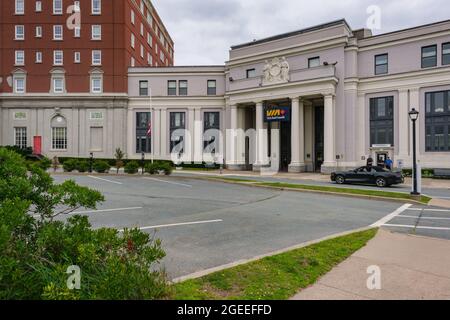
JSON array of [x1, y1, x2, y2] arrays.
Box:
[[0, 0, 173, 157]]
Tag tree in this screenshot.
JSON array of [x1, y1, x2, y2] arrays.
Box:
[[0, 148, 168, 299], [114, 148, 126, 174]]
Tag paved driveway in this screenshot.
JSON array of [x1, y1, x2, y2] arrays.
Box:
[[49, 174, 406, 279]]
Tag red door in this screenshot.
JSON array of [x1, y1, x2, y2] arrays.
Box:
[[33, 136, 42, 155]]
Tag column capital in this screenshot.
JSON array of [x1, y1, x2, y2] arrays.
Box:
[[253, 100, 264, 106], [323, 93, 336, 99]]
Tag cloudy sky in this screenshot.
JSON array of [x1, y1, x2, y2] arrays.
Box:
[[152, 0, 450, 65]]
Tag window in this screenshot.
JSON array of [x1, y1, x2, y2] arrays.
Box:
[[15, 25, 25, 40], [131, 57, 135, 67], [92, 50, 101, 65], [147, 12, 153, 25], [246, 68, 256, 78], [74, 27, 81, 38], [425, 91, 450, 152], [422, 45, 437, 68], [131, 33, 135, 48], [168, 80, 177, 96], [36, 1, 42, 12], [170, 112, 186, 153], [370, 96, 394, 146], [140, 45, 144, 58], [15, 51, 25, 66], [53, 0, 63, 14], [160, 51, 165, 62], [147, 52, 152, 65], [53, 50, 63, 65], [15, 0, 25, 14], [140, 23, 144, 36], [53, 25, 63, 40], [74, 52, 81, 63], [14, 77, 25, 93], [131, 10, 135, 24], [139, 1, 144, 13], [147, 33, 153, 47], [179, 80, 188, 96], [139, 81, 148, 96], [308, 57, 320, 68], [15, 127, 27, 149], [91, 77, 102, 93], [136, 112, 151, 153], [375, 54, 388, 75], [91, 25, 101, 40], [91, 0, 101, 14], [36, 51, 43, 63], [443, 43, 450, 66], [36, 26, 42, 38], [53, 78, 64, 93], [207, 80, 217, 96], [203, 112, 220, 152], [51, 117, 67, 150]]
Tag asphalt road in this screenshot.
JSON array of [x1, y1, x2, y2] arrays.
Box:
[[51, 174, 405, 279]]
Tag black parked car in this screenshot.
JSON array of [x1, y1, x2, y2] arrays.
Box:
[[331, 166, 404, 187]]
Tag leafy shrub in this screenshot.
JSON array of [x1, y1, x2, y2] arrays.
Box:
[[63, 159, 79, 172], [124, 161, 140, 174], [76, 160, 89, 173], [0, 147, 168, 300], [93, 160, 110, 173], [159, 162, 173, 175], [145, 163, 159, 175], [114, 148, 126, 174], [38, 157, 52, 171]]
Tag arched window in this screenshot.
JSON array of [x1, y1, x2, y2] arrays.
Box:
[[51, 115, 67, 150]]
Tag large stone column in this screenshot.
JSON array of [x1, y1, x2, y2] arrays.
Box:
[[398, 89, 409, 160], [323, 94, 336, 172], [289, 97, 305, 172], [226, 104, 238, 168], [193, 107, 203, 164], [254, 101, 269, 170], [160, 108, 167, 159]]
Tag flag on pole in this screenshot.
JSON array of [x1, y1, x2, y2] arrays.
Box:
[[147, 120, 152, 137]]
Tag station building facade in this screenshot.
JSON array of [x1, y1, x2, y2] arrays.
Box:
[[2, 17, 450, 173]]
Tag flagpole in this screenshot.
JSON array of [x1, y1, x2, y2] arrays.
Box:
[[150, 88, 154, 164]]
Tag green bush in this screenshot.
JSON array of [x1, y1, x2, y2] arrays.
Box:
[[0, 147, 168, 300], [93, 160, 110, 173], [63, 159, 79, 172], [76, 160, 89, 173], [145, 163, 159, 175], [124, 161, 140, 174], [159, 162, 173, 175], [38, 157, 52, 171]]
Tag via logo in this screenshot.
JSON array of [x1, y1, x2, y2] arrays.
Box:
[[366, 5, 382, 30], [66, 265, 81, 290], [366, 265, 381, 290]]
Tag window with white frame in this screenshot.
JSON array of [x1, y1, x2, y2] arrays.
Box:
[[14, 77, 25, 93], [131, 10, 135, 24], [147, 33, 152, 47], [74, 52, 81, 63], [53, 77, 64, 93], [140, 45, 144, 58], [51, 116, 67, 150], [53, 50, 63, 65], [131, 57, 135, 67], [131, 33, 135, 48], [147, 52, 152, 65], [36, 51, 43, 63], [15, 51, 25, 66], [140, 1, 144, 13], [53, 25, 63, 40], [91, 76, 102, 93], [15, 0, 25, 14], [36, 26, 42, 38], [53, 0, 63, 14], [147, 12, 152, 25], [160, 51, 165, 62], [91, 25, 101, 40], [74, 26, 81, 38], [36, 1, 42, 12], [15, 127, 27, 149], [140, 24, 144, 36], [92, 0, 101, 14], [15, 25, 25, 40], [92, 50, 101, 65]]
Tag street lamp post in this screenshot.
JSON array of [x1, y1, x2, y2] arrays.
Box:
[[409, 108, 420, 196], [141, 152, 145, 175], [89, 152, 94, 173]]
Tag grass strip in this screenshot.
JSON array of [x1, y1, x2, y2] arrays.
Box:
[[171, 228, 377, 300]]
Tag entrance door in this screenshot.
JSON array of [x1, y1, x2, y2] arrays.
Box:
[[280, 121, 291, 172], [314, 106, 324, 172], [376, 153, 387, 168]]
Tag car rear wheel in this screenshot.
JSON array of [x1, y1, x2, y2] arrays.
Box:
[[335, 175, 345, 185], [375, 177, 387, 188]]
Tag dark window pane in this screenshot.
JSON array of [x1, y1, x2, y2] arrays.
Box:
[[370, 96, 394, 146], [422, 45, 437, 68], [168, 80, 177, 96], [425, 90, 450, 152], [443, 43, 450, 65], [179, 80, 188, 96], [139, 81, 148, 96], [207, 80, 216, 95], [375, 54, 388, 75]]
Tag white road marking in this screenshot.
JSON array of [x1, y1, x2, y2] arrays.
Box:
[[407, 208, 450, 212], [370, 203, 413, 227], [398, 215, 450, 221], [383, 224, 450, 231], [87, 175, 123, 185], [32, 206, 143, 218], [144, 177, 192, 188], [118, 219, 223, 232]]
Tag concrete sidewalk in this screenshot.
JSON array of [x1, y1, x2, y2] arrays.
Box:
[[291, 229, 450, 300]]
